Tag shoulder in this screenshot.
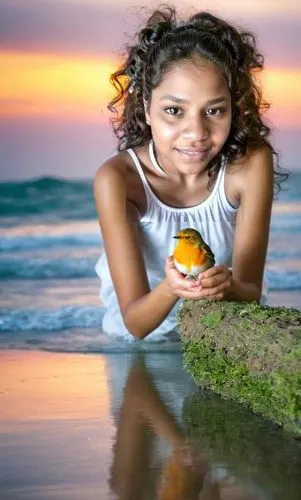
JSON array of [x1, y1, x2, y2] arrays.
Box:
[[93, 152, 131, 219], [94, 148, 141, 201], [94, 151, 129, 190], [227, 145, 274, 204], [93, 149, 145, 219]]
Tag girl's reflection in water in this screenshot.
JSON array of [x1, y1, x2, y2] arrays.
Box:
[[108, 354, 261, 500]]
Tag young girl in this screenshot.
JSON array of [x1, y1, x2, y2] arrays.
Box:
[[94, 6, 286, 341]]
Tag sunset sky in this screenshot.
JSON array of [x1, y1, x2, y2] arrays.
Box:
[[1, 0, 301, 179]]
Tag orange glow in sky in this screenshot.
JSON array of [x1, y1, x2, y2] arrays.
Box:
[[2, 50, 301, 126], [258, 69, 301, 126], [1, 51, 118, 121]]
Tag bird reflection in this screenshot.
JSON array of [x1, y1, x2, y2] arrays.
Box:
[[108, 354, 261, 500]]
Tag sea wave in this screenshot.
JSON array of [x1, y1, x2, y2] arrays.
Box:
[[0, 279, 300, 336], [0, 234, 101, 252], [0, 327, 181, 352], [0, 252, 300, 289], [0, 305, 104, 331], [0, 255, 97, 279], [0, 306, 181, 351], [0, 220, 99, 236], [272, 202, 301, 214], [1, 173, 301, 220], [270, 213, 301, 235], [265, 269, 301, 291], [0, 176, 96, 219]]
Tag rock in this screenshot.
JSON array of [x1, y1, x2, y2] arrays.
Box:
[[178, 300, 301, 435]]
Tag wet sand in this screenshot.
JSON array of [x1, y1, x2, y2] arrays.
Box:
[[1, 348, 300, 500], [0, 350, 115, 499]]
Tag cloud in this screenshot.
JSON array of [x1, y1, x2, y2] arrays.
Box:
[[0, 0, 300, 67], [0, 0, 137, 56]]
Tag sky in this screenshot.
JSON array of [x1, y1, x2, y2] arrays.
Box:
[[0, 0, 301, 180]]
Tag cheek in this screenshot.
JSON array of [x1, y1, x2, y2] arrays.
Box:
[[151, 116, 179, 141], [215, 117, 232, 140]]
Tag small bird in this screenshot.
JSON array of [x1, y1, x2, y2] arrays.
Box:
[[173, 228, 215, 279]]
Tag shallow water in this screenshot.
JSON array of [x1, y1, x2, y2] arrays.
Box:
[[1, 174, 301, 498], [1, 350, 300, 500]]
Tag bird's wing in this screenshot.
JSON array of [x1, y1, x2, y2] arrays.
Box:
[[202, 242, 215, 267]]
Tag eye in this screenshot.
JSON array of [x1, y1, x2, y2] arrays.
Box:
[[164, 106, 182, 116], [206, 107, 225, 117]]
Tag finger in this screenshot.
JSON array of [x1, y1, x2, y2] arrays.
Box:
[[198, 280, 231, 297], [177, 280, 203, 292], [198, 265, 227, 280], [165, 255, 175, 268], [204, 293, 224, 301], [185, 275, 202, 287], [176, 290, 206, 299], [201, 272, 229, 289], [177, 290, 224, 301]]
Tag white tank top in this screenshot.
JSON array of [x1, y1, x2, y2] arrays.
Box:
[[95, 147, 238, 341]]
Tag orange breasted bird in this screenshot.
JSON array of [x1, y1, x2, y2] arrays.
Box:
[[173, 228, 215, 279]]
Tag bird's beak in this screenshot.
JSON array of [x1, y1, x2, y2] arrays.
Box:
[[173, 236, 180, 239]]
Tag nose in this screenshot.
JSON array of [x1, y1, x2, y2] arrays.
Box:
[[183, 114, 209, 141]]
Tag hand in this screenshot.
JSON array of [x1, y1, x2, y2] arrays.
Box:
[[196, 264, 232, 300], [165, 257, 232, 300]]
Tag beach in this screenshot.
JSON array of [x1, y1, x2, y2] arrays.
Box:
[[1, 174, 301, 498], [1, 346, 301, 500], [0, 350, 115, 499]]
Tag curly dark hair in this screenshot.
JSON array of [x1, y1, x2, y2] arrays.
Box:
[[108, 5, 287, 194]]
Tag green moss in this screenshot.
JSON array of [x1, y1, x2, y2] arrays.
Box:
[[183, 339, 300, 433], [178, 299, 301, 435], [183, 391, 301, 499], [200, 310, 224, 329]]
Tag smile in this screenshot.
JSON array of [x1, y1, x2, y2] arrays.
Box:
[[176, 148, 210, 160]]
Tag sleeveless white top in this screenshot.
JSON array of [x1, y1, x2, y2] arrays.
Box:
[[95, 147, 238, 341]]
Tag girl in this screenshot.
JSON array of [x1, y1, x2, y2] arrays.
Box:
[[94, 6, 286, 341]]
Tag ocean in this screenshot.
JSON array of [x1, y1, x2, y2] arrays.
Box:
[[0, 173, 301, 352], [1, 174, 301, 500]]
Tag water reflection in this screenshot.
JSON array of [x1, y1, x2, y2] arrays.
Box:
[[108, 354, 205, 499], [184, 392, 301, 500], [107, 354, 294, 500]]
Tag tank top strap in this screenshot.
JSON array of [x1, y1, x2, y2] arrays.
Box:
[[216, 155, 227, 189], [217, 155, 239, 211], [127, 148, 149, 187], [127, 148, 153, 214], [127, 147, 226, 192]]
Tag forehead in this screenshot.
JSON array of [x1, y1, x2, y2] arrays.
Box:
[[151, 57, 229, 101]]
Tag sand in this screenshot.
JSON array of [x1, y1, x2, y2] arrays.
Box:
[[0, 350, 115, 500]]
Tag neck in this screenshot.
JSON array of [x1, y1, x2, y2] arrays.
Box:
[[149, 140, 168, 177]]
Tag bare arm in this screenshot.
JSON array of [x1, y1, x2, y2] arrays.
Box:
[[94, 159, 180, 339], [227, 146, 274, 300], [194, 146, 274, 301]]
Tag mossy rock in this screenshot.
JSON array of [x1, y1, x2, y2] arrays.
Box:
[[183, 390, 301, 500], [178, 300, 301, 435]]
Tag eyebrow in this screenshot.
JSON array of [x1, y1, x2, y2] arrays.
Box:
[[159, 95, 229, 105]]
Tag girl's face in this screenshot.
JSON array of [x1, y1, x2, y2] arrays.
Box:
[[145, 56, 232, 175]]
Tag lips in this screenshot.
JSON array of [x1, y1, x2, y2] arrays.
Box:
[[175, 147, 211, 159], [178, 148, 209, 153]]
